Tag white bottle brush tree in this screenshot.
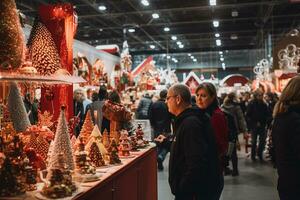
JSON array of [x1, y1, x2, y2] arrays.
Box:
[[48, 106, 75, 171]]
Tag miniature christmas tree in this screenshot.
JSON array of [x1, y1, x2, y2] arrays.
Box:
[[102, 129, 110, 149], [7, 82, 31, 132], [130, 135, 139, 151], [79, 110, 94, 144], [48, 106, 74, 171], [27, 18, 61, 75], [0, 0, 25, 70], [119, 130, 131, 157], [108, 138, 121, 165], [135, 123, 148, 147], [70, 135, 77, 151], [86, 125, 107, 156], [42, 154, 76, 198], [74, 137, 96, 175], [89, 142, 105, 167]]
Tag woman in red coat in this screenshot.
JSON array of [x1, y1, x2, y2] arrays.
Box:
[[195, 82, 228, 199]]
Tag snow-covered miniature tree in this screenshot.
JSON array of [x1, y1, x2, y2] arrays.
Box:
[[7, 82, 31, 132], [48, 106, 74, 171], [89, 142, 105, 167], [79, 110, 94, 144], [86, 125, 107, 156]]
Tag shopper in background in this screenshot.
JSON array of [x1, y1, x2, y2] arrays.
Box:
[[136, 92, 152, 119], [239, 91, 251, 115], [221, 92, 247, 176], [167, 84, 221, 200], [272, 76, 300, 199], [246, 90, 270, 161], [149, 89, 172, 170], [73, 89, 85, 136], [82, 90, 92, 114], [23, 93, 38, 125], [85, 85, 108, 132]]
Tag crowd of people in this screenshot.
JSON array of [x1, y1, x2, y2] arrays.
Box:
[[139, 76, 299, 200], [70, 75, 300, 200]]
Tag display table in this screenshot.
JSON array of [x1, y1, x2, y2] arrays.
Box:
[[74, 145, 157, 200]]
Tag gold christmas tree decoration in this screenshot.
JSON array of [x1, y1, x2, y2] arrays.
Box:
[[27, 19, 61, 75], [79, 110, 94, 144], [75, 138, 96, 175], [0, 0, 25, 70], [36, 134, 50, 161], [85, 125, 107, 156], [89, 142, 105, 167], [118, 130, 131, 157]]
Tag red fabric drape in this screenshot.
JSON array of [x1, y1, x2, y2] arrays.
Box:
[[39, 3, 76, 120]]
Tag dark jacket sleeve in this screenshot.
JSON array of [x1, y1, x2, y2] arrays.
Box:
[[178, 118, 209, 194], [290, 115, 300, 160]]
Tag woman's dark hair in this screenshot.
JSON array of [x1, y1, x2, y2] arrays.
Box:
[[91, 92, 99, 102], [98, 85, 108, 101], [108, 90, 121, 104]]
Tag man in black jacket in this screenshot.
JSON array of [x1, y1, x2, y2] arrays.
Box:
[[149, 89, 172, 170], [166, 84, 222, 200]]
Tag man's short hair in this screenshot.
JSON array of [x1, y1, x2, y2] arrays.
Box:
[[170, 84, 191, 104], [159, 89, 168, 99]]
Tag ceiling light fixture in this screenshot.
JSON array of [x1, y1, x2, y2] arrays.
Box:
[[176, 41, 182, 45], [167, 55, 171, 59], [99, 28, 103, 32], [193, 59, 197, 62], [220, 57, 224, 61], [98, 5, 107, 11], [164, 27, 170, 32], [230, 34, 238, 40], [213, 20, 219, 27], [128, 28, 135, 33], [222, 63, 226, 70], [188, 53, 191, 56], [150, 45, 155, 49], [141, 0, 150, 6], [191, 56, 195, 59], [215, 33, 220, 37], [232, 10, 238, 17], [216, 39, 221, 46], [171, 36, 177, 41], [152, 13, 159, 19], [209, 0, 217, 6], [179, 44, 184, 48], [219, 51, 223, 55]]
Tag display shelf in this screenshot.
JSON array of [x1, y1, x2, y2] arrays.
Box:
[[0, 72, 86, 84]]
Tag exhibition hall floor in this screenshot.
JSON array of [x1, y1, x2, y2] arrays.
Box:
[[158, 152, 279, 200]]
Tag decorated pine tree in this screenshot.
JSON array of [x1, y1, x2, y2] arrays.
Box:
[[89, 142, 105, 167], [102, 129, 110, 149], [0, 0, 24, 70], [108, 138, 121, 165], [86, 125, 107, 156], [79, 110, 94, 144], [42, 154, 76, 198], [24, 133, 38, 150], [119, 130, 131, 157], [27, 18, 61, 75], [75, 137, 96, 175], [48, 106, 74, 171], [70, 135, 77, 151], [7, 82, 31, 132]]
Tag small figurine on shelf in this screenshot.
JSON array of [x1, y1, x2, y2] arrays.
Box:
[[75, 137, 96, 175], [108, 138, 121, 165], [42, 153, 76, 199], [89, 142, 105, 167], [102, 129, 110, 149], [135, 123, 148, 148], [118, 130, 131, 157]]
